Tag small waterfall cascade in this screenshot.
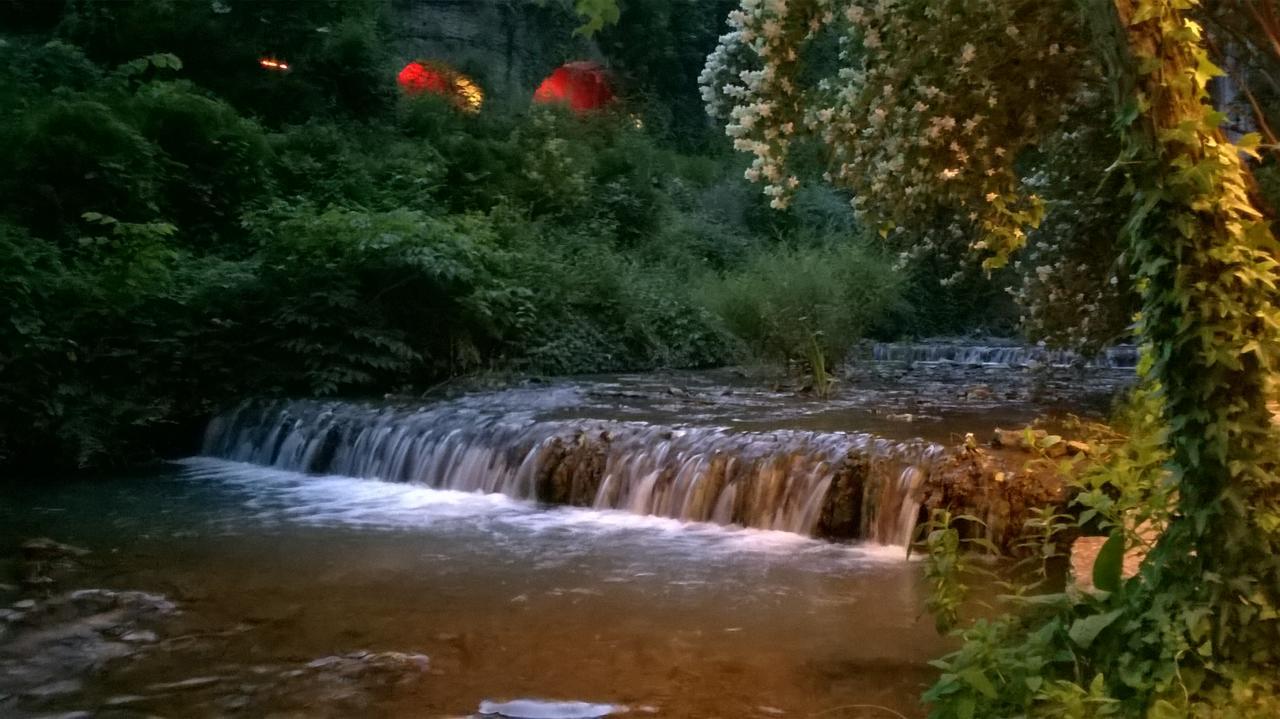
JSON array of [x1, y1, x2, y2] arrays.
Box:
[[203, 400, 944, 545], [869, 341, 1138, 370]]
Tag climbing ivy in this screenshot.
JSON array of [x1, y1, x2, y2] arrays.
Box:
[[702, 0, 1280, 713]]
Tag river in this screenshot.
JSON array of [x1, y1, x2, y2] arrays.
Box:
[[0, 342, 1134, 718]]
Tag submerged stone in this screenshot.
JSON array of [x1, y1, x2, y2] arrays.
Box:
[[478, 699, 625, 719]]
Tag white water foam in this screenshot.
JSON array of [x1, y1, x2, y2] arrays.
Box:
[[175, 457, 911, 564]]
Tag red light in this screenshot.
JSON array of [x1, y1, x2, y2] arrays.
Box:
[[398, 62, 447, 94], [397, 61, 484, 112], [259, 58, 289, 71], [533, 62, 614, 112]]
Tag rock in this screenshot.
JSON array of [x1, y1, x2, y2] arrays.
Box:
[[959, 384, 993, 400], [478, 699, 625, 719], [815, 455, 868, 541], [21, 575, 55, 590], [20, 538, 89, 561], [121, 630, 158, 644], [916, 445, 1069, 555], [1065, 440, 1091, 456], [991, 427, 1050, 452], [0, 589, 177, 705], [146, 676, 226, 692]]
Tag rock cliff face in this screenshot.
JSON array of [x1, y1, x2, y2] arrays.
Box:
[[386, 0, 596, 107]]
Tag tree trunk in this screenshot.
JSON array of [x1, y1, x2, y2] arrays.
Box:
[[1106, 0, 1280, 658]]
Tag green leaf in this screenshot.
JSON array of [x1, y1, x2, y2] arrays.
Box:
[[1092, 532, 1125, 593], [958, 668, 997, 699], [1068, 609, 1123, 648], [573, 0, 620, 36]]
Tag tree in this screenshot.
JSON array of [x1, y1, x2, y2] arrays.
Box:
[[696, 0, 1280, 713]]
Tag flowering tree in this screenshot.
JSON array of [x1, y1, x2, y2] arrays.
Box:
[[695, 0, 1280, 713]]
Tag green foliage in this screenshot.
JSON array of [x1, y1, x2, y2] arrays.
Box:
[[128, 81, 273, 248], [0, 11, 788, 470], [6, 96, 162, 240], [244, 206, 529, 394], [694, 238, 904, 379], [914, 509, 999, 634], [572, 0, 621, 36]]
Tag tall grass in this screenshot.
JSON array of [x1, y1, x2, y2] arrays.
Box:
[[693, 237, 904, 391]]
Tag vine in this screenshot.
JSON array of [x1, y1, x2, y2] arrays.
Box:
[[702, 0, 1280, 713]]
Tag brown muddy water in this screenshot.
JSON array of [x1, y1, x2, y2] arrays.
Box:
[[0, 348, 1134, 718]]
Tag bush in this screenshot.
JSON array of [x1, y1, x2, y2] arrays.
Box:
[[242, 206, 531, 393], [4, 98, 162, 241], [694, 238, 905, 372], [128, 81, 274, 250]]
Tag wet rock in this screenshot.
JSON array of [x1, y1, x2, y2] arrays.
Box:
[[815, 455, 868, 541], [958, 385, 993, 401], [20, 539, 89, 562], [478, 699, 625, 718], [121, 629, 158, 643], [916, 445, 1069, 555], [535, 432, 610, 507], [18, 539, 92, 593], [21, 575, 55, 591], [178, 650, 434, 714], [147, 676, 226, 691], [0, 589, 176, 706]]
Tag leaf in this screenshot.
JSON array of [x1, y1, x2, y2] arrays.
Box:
[[573, 0, 620, 36], [1092, 532, 1126, 593], [1068, 609, 1123, 648], [958, 668, 997, 699]]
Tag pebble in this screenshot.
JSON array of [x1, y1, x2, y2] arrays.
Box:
[[146, 676, 225, 692], [121, 630, 158, 644], [478, 699, 625, 719]]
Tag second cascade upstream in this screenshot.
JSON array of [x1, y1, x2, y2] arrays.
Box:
[[204, 400, 944, 545]]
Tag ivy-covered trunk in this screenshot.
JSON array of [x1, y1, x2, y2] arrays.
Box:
[[1106, 0, 1280, 664]]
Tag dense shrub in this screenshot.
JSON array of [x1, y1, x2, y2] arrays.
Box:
[[0, 5, 920, 472], [694, 238, 903, 368]]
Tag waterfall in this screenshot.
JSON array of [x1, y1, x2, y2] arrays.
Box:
[[202, 399, 944, 545], [869, 341, 1138, 369]]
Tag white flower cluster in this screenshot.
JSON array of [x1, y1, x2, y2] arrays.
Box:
[[699, 0, 1136, 351], [698, 0, 839, 208], [700, 0, 1094, 262]]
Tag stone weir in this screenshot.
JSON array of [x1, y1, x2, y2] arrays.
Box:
[[203, 400, 946, 545]]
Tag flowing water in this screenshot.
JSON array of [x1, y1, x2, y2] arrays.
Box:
[[203, 398, 940, 544], [0, 347, 1134, 718], [0, 460, 947, 718]]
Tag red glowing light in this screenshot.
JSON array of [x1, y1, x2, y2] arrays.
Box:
[[397, 61, 484, 112], [259, 58, 290, 71], [397, 61, 448, 95], [533, 62, 614, 112]]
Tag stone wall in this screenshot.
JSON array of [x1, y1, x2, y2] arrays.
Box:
[[386, 0, 598, 108]]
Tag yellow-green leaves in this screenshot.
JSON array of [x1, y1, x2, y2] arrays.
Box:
[[572, 0, 620, 36]]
